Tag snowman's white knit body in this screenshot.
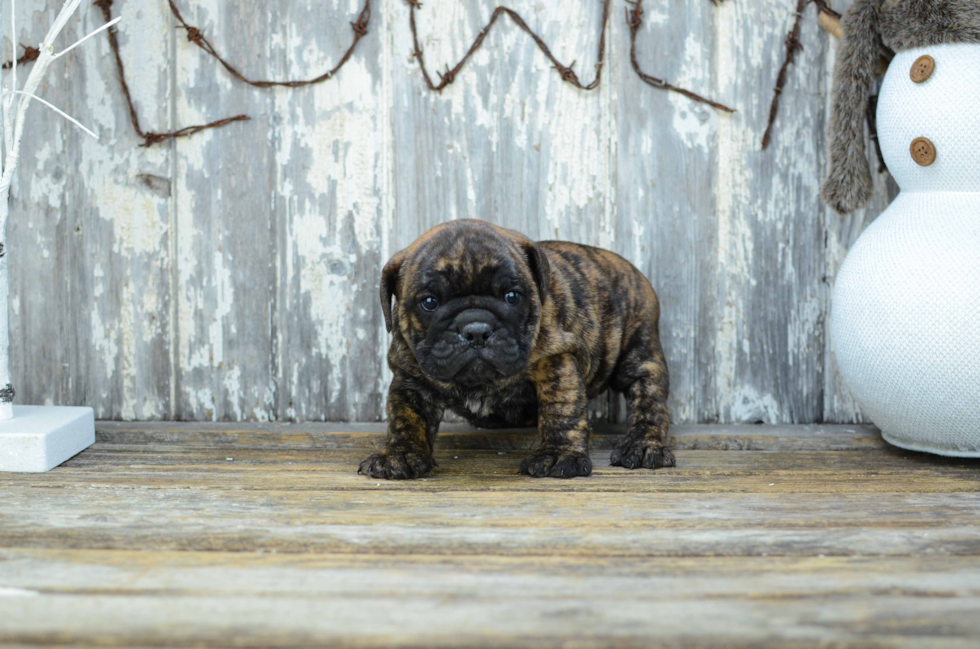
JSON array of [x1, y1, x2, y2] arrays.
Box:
[[832, 43, 980, 456]]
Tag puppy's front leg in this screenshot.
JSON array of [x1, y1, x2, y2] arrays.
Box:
[[520, 354, 593, 479], [359, 373, 443, 480]]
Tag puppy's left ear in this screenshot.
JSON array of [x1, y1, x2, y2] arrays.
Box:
[[380, 251, 406, 333], [522, 241, 550, 305]]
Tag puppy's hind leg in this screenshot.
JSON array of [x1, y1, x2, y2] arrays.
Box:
[[610, 333, 674, 470]]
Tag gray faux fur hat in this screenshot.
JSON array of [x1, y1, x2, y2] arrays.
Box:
[[822, 0, 980, 214]]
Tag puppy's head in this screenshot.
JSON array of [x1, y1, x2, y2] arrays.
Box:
[[381, 220, 550, 387]]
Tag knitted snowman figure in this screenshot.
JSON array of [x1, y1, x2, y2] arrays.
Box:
[[824, 0, 980, 455]]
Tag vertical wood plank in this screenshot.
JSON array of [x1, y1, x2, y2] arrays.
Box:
[[711, 0, 827, 423], [613, 0, 722, 424], [6, 0, 70, 409], [173, 0, 276, 420], [9, 0, 174, 419], [274, 0, 387, 422]]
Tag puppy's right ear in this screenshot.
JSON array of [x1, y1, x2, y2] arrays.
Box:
[[522, 241, 550, 306], [380, 251, 406, 333]]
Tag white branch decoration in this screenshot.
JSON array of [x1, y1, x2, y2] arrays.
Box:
[[6, 91, 100, 140], [52, 15, 119, 60], [0, 0, 118, 420]]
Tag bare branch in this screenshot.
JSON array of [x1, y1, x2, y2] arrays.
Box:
[[93, 0, 249, 148], [5, 90, 99, 139], [627, 0, 735, 112], [761, 0, 808, 150], [1, 45, 40, 70], [168, 0, 373, 89], [405, 0, 609, 92]]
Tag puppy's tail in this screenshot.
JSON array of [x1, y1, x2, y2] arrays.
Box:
[[821, 0, 881, 215]]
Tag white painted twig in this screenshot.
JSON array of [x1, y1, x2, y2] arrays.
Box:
[[53, 16, 120, 59], [1, 0, 110, 196], [47, 0, 83, 41], [5, 91, 99, 140], [0, 0, 117, 421]]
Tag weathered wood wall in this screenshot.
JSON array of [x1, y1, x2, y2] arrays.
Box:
[[3, 0, 894, 423]]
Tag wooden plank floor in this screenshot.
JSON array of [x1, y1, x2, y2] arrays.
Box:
[[2, 423, 980, 648]]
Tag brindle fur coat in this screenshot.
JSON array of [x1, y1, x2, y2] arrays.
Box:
[[360, 220, 673, 480]]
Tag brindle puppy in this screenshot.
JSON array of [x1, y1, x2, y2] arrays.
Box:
[[359, 219, 673, 479]]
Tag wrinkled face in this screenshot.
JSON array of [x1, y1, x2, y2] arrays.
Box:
[[386, 223, 546, 388]]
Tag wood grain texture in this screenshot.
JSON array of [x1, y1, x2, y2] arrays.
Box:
[[273, 0, 387, 423], [712, 0, 826, 424], [2, 425, 980, 646], [614, 0, 720, 424], [2, 592, 976, 648], [3, 1, 892, 423], [92, 421, 887, 451], [173, 0, 278, 421], [9, 450, 980, 497]]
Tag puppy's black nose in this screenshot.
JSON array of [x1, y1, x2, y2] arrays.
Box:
[[458, 321, 495, 347]]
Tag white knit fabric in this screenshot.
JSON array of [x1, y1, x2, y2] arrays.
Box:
[[832, 44, 980, 456], [876, 45, 980, 192]]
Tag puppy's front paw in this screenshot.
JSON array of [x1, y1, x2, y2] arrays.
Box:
[[611, 439, 675, 470], [358, 445, 437, 480], [519, 448, 592, 479]]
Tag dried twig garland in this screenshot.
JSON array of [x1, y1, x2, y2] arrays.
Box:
[[626, 0, 735, 112], [405, 0, 732, 112], [1, 45, 40, 70], [13, 1, 890, 169], [94, 0, 249, 147], [168, 0, 372, 89], [761, 0, 811, 150], [23, 1, 736, 148], [405, 0, 609, 91], [762, 0, 887, 173], [96, 0, 372, 146], [106, 0, 732, 148]]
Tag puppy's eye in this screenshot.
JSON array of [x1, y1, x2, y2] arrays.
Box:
[[504, 291, 521, 306], [420, 296, 440, 312]]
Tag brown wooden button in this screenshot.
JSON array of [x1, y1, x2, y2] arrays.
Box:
[[910, 137, 937, 166], [910, 55, 935, 83]]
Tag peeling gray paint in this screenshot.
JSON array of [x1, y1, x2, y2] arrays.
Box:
[[5, 0, 884, 423]]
